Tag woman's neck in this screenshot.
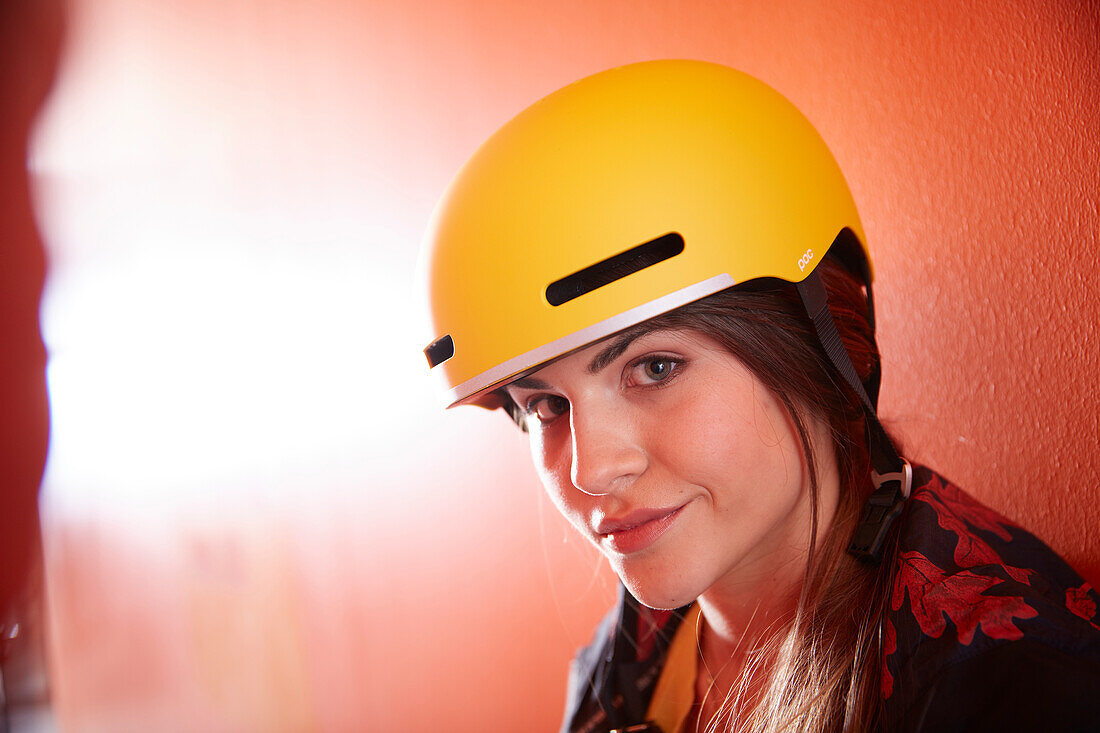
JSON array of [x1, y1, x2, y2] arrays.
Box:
[[697, 562, 801, 641], [689, 576, 800, 731], [689, 484, 826, 728]]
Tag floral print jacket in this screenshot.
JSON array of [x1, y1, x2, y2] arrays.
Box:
[[561, 465, 1100, 732]]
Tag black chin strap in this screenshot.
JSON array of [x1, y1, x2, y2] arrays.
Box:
[[796, 270, 911, 563]]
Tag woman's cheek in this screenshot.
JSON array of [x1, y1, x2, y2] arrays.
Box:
[[529, 430, 580, 515]]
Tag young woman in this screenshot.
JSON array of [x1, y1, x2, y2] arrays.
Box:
[[418, 60, 1100, 731]]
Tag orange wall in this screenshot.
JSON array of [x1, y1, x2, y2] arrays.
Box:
[[22, 0, 1099, 730]]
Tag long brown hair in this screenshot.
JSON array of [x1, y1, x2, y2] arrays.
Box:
[[638, 255, 899, 731]]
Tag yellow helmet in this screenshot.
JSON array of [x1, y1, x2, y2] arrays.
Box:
[[421, 59, 910, 562], [420, 59, 867, 409]]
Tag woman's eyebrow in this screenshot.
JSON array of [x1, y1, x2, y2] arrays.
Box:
[[585, 326, 649, 375], [509, 326, 654, 390], [509, 375, 552, 390]]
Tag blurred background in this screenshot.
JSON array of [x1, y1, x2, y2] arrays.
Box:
[[1, 0, 1097, 730]]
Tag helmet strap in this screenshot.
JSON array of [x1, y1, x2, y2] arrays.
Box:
[[795, 271, 910, 563]]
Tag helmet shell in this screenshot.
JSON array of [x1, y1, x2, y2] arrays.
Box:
[[420, 59, 867, 408]]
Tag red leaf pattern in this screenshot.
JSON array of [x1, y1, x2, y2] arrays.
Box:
[[893, 550, 1038, 644], [1066, 583, 1100, 629], [881, 617, 896, 699], [924, 477, 1013, 541], [921, 490, 1032, 584], [879, 467, 1100, 712]]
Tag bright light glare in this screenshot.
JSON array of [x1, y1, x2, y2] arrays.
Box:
[[40, 231, 429, 515]]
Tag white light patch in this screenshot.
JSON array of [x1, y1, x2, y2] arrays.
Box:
[[26, 0, 445, 523], [40, 232, 428, 517]]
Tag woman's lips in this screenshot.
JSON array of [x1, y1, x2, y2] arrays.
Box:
[[595, 504, 686, 555]]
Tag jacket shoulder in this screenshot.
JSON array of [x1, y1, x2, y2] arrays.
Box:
[[903, 639, 1100, 732], [560, 603, 619, 733], [883, 466, 1100, 727], [561, 590, 690, 733]]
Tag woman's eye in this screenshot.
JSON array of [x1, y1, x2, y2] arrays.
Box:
[[635, 357, 679, 384], [526, 395, 569, 423], [643, 358, 674, 381]]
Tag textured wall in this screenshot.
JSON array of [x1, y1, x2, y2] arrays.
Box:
[[29, 0, 1098, 730], [800, 1, 1100, 582]]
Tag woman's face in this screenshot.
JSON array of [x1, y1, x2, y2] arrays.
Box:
[[504, 327, 837, 610]]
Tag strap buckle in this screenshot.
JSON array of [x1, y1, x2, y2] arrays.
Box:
[[870, 460, 913, 501], [848, 458, 912, 563]]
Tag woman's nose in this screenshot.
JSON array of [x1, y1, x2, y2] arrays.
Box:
[[568, 404, 647, 496]]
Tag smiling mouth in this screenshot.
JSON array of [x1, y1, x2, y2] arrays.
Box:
[[597, 505, 686, 555]]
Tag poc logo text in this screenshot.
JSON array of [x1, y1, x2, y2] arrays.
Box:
[[798, 249, 814, 272]]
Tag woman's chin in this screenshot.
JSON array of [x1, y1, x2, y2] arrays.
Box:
[[609, 554, 706, 610], [620, 576, 700, 610]]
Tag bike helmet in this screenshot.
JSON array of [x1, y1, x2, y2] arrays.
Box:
[[419, 59, 908, 561]]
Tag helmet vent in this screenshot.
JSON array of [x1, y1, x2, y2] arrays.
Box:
[[545, 232, 685, 306], [424, 334, 455, 368]]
